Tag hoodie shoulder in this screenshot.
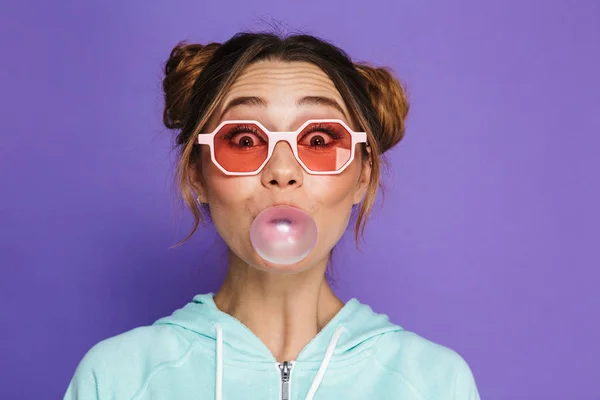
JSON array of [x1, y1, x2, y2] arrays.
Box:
[[373, 330, 480, 400], [64, 325, 195, 400]]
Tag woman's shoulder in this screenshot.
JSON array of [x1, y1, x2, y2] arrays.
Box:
[[82, 324, 194, 364], [372, 330, 480, 399], [64, 324, 200, 399], [374, 329, 469, 366]]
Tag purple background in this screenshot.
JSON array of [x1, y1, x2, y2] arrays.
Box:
[[1, 0, 598, 398]]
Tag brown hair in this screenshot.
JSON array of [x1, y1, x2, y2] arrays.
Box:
[[163, 32, 409, 252]]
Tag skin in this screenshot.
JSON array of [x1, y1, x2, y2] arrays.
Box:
[[192, 60, 372, 362]]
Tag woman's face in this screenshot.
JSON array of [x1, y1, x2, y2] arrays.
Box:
[[194, 60, 371, 274]]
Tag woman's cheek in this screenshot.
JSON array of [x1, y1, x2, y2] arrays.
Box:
[[308, 176, 353, 205], [210, 176, 258, 204]]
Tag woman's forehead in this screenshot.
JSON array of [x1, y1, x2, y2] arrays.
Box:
[[226, 61, 343, 101], [236, 60, 332, 81], [217, 60, 349, 120]]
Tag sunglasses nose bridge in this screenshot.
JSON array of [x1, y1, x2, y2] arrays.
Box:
[[268, 131, 298, 152], [264, 131, 301, 167]]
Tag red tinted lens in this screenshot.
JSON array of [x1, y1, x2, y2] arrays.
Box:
[[213, 123, 269, 172], [297, 122, 353, 171]]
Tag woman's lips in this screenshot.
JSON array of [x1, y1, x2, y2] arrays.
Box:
[[271, 218, 292, 224], [254, 203, 306, 220]]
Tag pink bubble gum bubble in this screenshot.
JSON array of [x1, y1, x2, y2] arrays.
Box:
[[250, 205, 318, 266]]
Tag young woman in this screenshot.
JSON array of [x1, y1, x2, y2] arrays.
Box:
[[65, 32, 480, 399]]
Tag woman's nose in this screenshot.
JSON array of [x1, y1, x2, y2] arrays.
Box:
[[260, 141, 304, 189]]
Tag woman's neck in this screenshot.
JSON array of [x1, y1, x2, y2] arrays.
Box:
[[213, 253, 344, 362]]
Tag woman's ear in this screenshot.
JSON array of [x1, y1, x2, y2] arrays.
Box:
[[353, 146, 372, 205], [189, 164, 208, 204]]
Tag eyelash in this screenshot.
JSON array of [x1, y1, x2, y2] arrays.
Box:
[[221, 124, 342, 144], [222, 124, 262, 139], [301, 124, 342, 142]]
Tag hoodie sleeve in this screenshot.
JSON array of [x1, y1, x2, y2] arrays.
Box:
[[452, 355, 480, 400], [63, 344, 104, 400]]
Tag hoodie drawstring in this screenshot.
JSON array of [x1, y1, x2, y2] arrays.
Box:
[[215, 323, 223, 400], [305, 326, 345, 400], [213, 324, 345, 400]]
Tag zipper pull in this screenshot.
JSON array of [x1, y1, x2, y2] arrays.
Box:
[[279, 361, 293, 400]]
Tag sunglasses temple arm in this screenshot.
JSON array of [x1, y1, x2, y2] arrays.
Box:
[[355, 132, 367, 143], [197, 134, 213, 145]]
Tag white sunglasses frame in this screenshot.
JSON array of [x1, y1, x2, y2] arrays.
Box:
[[196, 119, 368, 176]]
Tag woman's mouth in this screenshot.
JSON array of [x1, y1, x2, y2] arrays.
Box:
[[270, 218, 292, 224]]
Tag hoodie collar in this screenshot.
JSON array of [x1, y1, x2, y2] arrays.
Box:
[[154, 293, 403, 363]]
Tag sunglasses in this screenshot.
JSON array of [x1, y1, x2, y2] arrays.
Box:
[[196, 119, 368, 176]]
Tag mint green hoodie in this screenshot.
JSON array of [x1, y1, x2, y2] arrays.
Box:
[[64, 293, 480, 399]]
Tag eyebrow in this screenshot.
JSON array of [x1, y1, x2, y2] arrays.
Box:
[[219, 95, 349, 120]]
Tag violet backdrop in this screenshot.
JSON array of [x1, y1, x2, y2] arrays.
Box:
[[1, 0, 598, 398]]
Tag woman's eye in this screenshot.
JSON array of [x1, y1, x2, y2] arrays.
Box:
[[301, 132, 333, 146], [231, 133, 262, 147]]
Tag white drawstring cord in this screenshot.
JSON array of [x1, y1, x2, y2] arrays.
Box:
[[215, 324, 344, 400], [215, 323, 223, 400], [304, 326, 345, 400]]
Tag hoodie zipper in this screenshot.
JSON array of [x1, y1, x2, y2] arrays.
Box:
[[278, 361, 293, 400]]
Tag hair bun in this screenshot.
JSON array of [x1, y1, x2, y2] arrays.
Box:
[[162, 42, 221, 130], [355, 63, 410, 153]]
